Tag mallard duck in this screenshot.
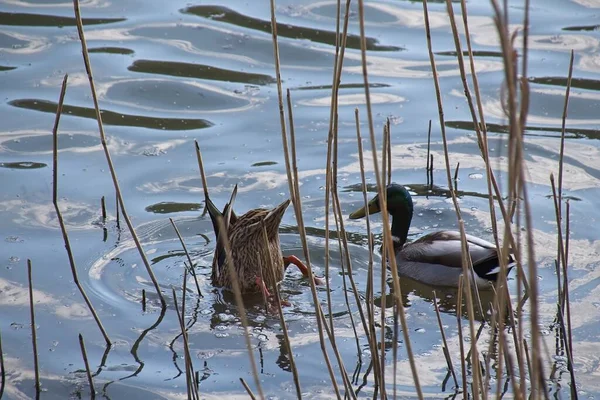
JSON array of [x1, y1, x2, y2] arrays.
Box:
[[206, 185, 315, 299], [349, 183, 513, 289]]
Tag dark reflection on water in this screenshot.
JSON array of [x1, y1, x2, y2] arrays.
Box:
[[145, 202, 203, 214], [129, 59, 276, 85], [183, 5, 402, 52], [529, 76, 600, 91], [563, 24, 600, 31], [343, 182, 499, 202], [9, 99, 214, 131], [375, 277, 499, 322], [435, 50, 504, 58], [89, 46, 135, 55], [0, 161, 47, 169], [446, 120, 600, 140], [0, 11, 126, 27]]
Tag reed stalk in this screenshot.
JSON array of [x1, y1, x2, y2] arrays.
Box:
[[172, 284, 199, 400], [454, 277, 468, 399], [386, 119, 392, 186], [27, 259, 41, 396], [557, 50, 574, 312], [270, 0, 346, 390], [424, 2, 484, 396], [72, 0, 166, 307], [240, 378, 258, 400], [331, 198, 362, 362], [100, 196, 106, 222], [283, 90, 343, 398], [0, 328, 4, 399], [455, 0, 531, 301], [358, 0, 423, 397], [550, 176, 577, 397], [215, 216, 264, 399], [433, 291, 458, 389], [353, 109, 382, 391], [142, 289, 146, 312], [331, 110, 371, 346], [51, 74, 111, 346], [78, 334, 96, 399], [169, 218, 202, 297], [260, 224, 302, 400]]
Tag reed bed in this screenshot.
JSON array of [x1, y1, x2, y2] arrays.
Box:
[[8, 0, 582, 398]]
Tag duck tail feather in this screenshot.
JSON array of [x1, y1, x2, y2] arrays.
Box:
[[473, 252, 515, 282], [264, 199, 291, 236]]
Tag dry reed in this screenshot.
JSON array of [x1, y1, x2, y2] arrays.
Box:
[[357, 0, 423, 397], [78, 334, 95, 399], [51, 73, 111, 346], [72, 0, 166, 308], [215, 216, 264, 399], [260, 224, 302, 399], [0, 329, 4, 399], [27, 259, 40, 396], [169, 218, 203, 297]]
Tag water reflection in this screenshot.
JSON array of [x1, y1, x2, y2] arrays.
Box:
[[0, 11, 125, 27], [129, 59, 276, 85], [9, 99, 214, 130], [183, 5, 401, 52]]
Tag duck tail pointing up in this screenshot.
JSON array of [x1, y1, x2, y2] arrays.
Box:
[[263, 199, 291, 237]]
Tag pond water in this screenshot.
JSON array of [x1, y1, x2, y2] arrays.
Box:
[[1, 0, 600, 398]]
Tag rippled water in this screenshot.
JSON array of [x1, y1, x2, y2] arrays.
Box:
[[1, 0, 600, 398]]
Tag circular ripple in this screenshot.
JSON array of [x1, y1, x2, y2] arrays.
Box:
[[87, 216, 380, 322]]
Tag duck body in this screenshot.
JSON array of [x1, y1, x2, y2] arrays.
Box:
[[350, 184, 513, 289], [206, 186, 312, 297], [210, 200, 288, 293]]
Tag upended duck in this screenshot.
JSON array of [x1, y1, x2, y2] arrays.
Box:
[[206, 185, 318, 299], [349, 184, 513, 289]]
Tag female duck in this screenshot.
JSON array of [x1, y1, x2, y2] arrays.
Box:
[[206, 185, 315, 299], [349, 184, 513, 289]]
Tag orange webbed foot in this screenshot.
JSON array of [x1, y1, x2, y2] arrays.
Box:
[[283, 255, 325, 286]]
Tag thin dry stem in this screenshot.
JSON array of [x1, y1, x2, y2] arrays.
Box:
[[216, 216, 265, 399], [424, 3, 483, 396], [284, 89, 343, 398], [100, 196, 106, 222], [456, 277, 467, 399], [240, 378, 258, 400], [354, 109, 382, 390], [72, 0, 165, 307], [52, 74, 111, 346], [28, 259, 40, 395], [172, 285, 199, 400], [433, 291, 458, 388], [260, 224, 302, 399], [0, 329, 4, 399], [269, 5, 339, 390], [358, 0, 423, 397], [78, 334, 96, 399], [169, 218, 202, 297]]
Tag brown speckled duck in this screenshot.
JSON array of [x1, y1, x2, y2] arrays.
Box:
[[206, 185, 314, 299], [349, 183, 514, 289]]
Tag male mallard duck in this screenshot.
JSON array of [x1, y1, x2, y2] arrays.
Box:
[[206, 186, 315, 299], [349, 183, 513, 289]]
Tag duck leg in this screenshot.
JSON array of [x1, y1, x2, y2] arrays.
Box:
[[283, 255, 324, 285], [254, 276, 271, 299]]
